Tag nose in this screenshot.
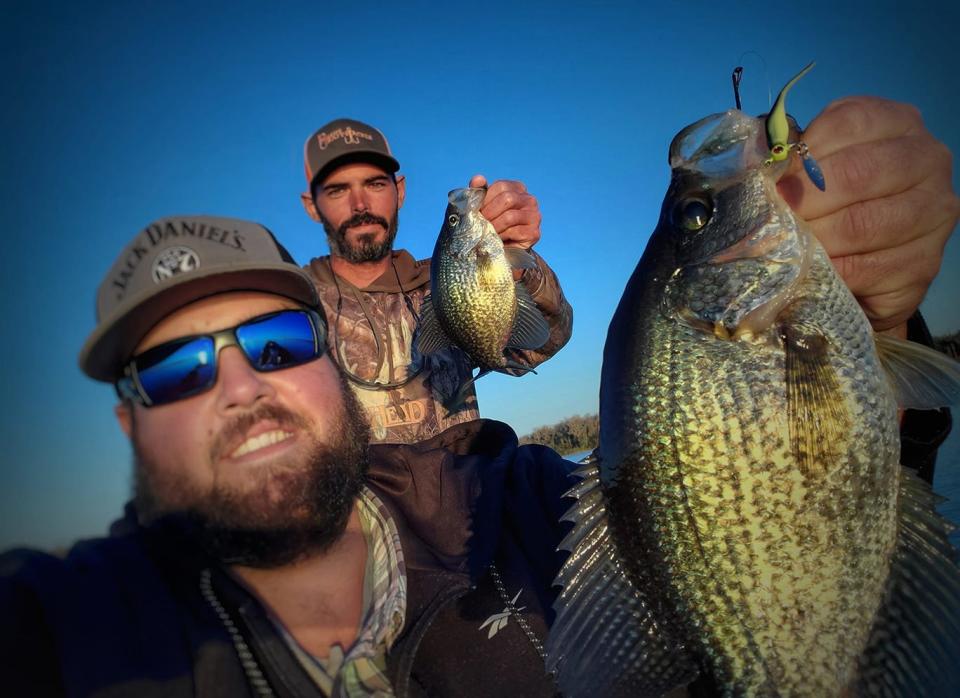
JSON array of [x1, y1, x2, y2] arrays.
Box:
[[348, 185, 368, 213], [214, 346, 275, 412]]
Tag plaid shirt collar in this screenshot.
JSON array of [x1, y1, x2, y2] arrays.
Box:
[[280, 486, 407, 697]]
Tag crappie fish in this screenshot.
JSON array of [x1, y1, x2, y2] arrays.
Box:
[[417, 187, 549, 407], [547, 70, 960, 697]]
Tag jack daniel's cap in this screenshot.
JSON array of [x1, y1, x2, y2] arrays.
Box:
[[79, 215, 319, 382]]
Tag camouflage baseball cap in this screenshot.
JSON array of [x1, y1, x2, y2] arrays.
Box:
[[303, 118, 400, 190], [79, 215, 320, 382]]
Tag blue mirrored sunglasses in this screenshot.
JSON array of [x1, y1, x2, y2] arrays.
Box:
[[116, 308, 327, 407]]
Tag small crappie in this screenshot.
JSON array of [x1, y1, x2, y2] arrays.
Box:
[[547, 87, 960, 696], [417, 188, 548, 404]]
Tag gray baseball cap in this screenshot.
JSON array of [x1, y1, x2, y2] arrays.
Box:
[[303, 118, 400, 191], [79, 215, 320, 382]]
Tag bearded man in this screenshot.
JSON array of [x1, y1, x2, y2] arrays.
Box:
[[299, 118, 574, 443], [0, 216, 575, 697]]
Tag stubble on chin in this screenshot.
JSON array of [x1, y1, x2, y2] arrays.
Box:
[[320, 210, 399, 264], [129, 373, 372, 566]]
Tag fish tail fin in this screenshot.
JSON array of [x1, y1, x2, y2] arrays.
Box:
[[547, 459, 699, 697], [854, 467, 960, 696], [441, 369, 491, 417], [501, 358, 537, 376], [874, 333, 960, 409]]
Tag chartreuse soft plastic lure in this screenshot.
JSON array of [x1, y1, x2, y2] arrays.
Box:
[[764, 61, 826, 191]]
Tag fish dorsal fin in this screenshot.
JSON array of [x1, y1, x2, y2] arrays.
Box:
[[506, 283, 550, 350], [503, 245, 538, 270], [874, 333, 960, 409], [853, 467, 960, 696], [547, 455, 699, 698], [415, 295, 455, 356], [781, 323, 851, 479]]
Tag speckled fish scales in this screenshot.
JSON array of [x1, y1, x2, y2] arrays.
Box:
[[417, 187, 548, 376], [431, 190, 517, 368], [547, 109, 960, 697]]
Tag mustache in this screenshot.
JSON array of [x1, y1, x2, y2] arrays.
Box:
[[209, 403, 312, 463], [337, 212, 389, 237]]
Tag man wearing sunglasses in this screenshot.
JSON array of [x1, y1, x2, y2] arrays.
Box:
[[1, 215, 574, 697], [299, 118, 574, 444]]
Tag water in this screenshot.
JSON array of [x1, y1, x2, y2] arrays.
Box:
[[934, 426, 960, 549]]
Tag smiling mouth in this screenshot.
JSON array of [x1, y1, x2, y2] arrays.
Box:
[[230, 429, 293, 458]]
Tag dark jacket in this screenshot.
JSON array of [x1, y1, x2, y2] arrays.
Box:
[[0, 420, 576, 698]]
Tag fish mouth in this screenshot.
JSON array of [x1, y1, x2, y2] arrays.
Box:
[[448, 187, 487, 213], [669, 110, 799, 180]]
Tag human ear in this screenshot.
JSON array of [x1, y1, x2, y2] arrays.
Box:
[[300, 191, 322, 222], [115, 402, 133, 438], [396, 174, 406, 209]]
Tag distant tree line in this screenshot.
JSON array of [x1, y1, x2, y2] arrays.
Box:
[[520, 413, 598, 455]]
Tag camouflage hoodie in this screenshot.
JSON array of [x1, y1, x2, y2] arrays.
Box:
[[306, 249, 572, 443]]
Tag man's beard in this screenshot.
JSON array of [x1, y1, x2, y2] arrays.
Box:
[[321, 209, 399, 263], [132, 370, 371, 568]]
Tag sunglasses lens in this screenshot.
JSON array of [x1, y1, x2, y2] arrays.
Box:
[[236, 311, 319, 371], [136, 336, 217, 405]]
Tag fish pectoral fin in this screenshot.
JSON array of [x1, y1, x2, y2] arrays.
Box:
[[505, 283, 550, 350], [547, 461, 699, 698], [503, 245, 538, 270], [415, 295, 455, 356], [781, 323, 851, 479], [853, 467, 960, 696], [874, 333, 960, 409]]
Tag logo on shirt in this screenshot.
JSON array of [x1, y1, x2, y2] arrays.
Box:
[[479, 589, 524, 639]]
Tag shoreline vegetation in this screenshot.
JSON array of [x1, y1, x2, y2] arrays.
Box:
[[519, 331, 959, 456], [519, 413, 598, 456]]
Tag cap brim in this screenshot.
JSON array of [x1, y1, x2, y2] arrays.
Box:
[[79, 264, 320, 382], [310, 151, 401, 190]]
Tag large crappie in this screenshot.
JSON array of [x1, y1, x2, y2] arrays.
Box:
[[547, 78, 960, 696], [417, 187, 549, 408]]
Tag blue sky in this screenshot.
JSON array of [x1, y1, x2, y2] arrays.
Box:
[[2, 1, 959, 549]]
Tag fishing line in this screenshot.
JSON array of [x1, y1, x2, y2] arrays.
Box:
[[327, 257, 423, 390], [735, 51, 771, 111]]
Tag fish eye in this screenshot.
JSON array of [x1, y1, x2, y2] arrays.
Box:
[[448, 213, 460, 227], [672, 197, 713, 232]]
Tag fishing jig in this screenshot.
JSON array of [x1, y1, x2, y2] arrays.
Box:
[[764, 61, 826, 191]]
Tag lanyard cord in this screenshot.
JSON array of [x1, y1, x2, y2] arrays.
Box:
[[328, 256, 424, 390]]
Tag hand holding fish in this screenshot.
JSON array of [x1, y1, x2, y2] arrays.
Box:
[[777, 96, 960, 336], [467, 174, 542, 249]]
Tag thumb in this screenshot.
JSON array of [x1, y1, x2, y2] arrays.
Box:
[[468, 173, 487, 189]]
